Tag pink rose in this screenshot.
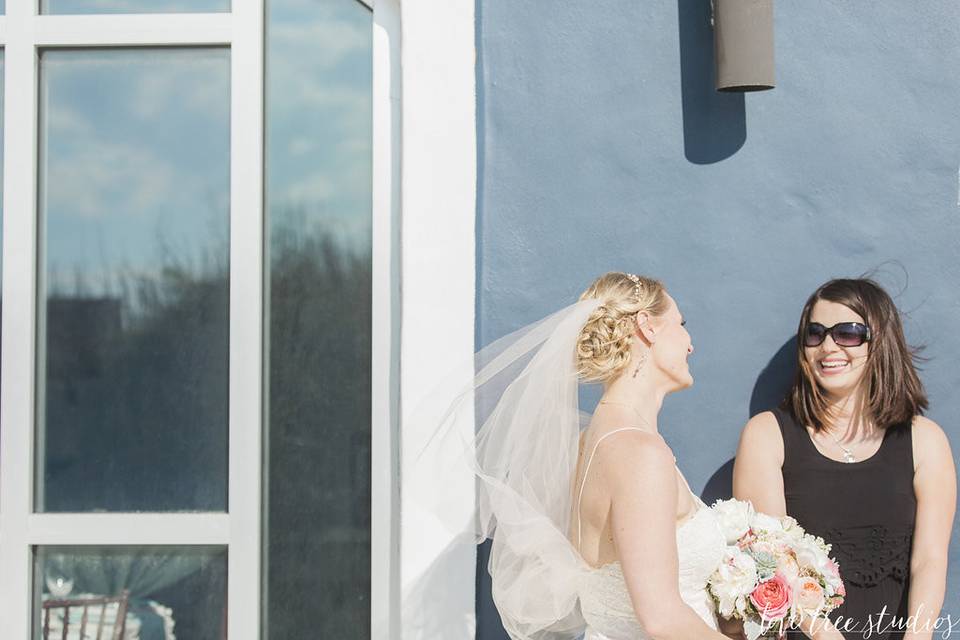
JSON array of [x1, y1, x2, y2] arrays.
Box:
[[750, 573, 793, 621], [824, 559, 845, 594], [825, 558, 840, 577], [793, 577, 825, 614]]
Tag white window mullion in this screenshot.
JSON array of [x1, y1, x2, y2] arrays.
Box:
[[0, 7, 39, 640], [34, 13, 231, 47], [0, 16, 7, 45], [371, 1, 402, 638], [27, 514, 231, 546], [228, 1, 264, 638]]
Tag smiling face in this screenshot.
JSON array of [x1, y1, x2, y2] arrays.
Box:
[[787, 278, 928, 433], [802, 300, 870, 399], [646, 293, 695, 391]]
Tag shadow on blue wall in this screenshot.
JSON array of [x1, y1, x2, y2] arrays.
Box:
[[677, 0, 746, 164], [703, 459, 736, 505], [749, 338, 798, 418], [703, 337, 798, 504]]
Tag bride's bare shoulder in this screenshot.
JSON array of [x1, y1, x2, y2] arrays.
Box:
[[593, 429, 675, 481]]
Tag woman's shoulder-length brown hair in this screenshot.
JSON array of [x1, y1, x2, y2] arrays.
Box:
[[782, 278, 928, 432]]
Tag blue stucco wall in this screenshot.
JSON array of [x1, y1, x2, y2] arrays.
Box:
[[475, 1, 960, 636]]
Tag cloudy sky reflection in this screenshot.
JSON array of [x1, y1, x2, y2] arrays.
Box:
[[41, 48, 230, 300], [267, 0, 372, 251]]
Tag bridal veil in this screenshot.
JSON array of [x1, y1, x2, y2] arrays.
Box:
[[416, 297, 604, 639]]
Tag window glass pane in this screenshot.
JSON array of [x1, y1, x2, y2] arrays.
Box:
[[1, 50, 4, 441], [37, 49, 230, 513], [264, 0, 372, 636], [35, 546, 226, 639], [42, 0, 229, 14]]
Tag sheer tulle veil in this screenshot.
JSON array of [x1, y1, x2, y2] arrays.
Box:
[[416, 297, 604, 639]]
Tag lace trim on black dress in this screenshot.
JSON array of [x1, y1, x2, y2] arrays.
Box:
[[824, 524, 913, 588]]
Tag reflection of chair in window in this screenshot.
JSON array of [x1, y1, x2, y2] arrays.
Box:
[[41, 590, 129, 640]]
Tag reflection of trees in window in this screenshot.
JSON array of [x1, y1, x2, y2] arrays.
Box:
[[43, 251, 230, 514], [267, 208, 372, 639]]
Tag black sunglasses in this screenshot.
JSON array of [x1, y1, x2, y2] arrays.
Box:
[[803, 322, 871, 348]]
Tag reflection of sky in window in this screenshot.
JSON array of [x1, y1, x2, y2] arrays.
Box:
[[267, 0, 372, 252], [40, 49, 230, 300], [42, 0, 229, 14]]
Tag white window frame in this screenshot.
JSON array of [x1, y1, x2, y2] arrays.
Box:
[[0, 6, 263, 639], [370, 0, 402, 637], [0, 0, 468, 637]]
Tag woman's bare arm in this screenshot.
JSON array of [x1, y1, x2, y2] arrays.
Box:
[[732, 412, 786, 517], [602, 431, 731, 640], [903, 417, 956, 640]]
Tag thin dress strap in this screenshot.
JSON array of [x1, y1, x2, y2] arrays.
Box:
[[576, 427, 660, 552]]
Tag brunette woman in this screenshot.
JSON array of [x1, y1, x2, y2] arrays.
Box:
[[734, 279, 956, 639]]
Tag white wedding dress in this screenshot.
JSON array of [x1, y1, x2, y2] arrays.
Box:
[[575, 428, 727, 640]]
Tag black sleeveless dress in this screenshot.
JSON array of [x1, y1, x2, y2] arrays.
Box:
[[773, 406, 915, 640]]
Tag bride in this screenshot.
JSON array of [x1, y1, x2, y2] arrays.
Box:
[[427, 271, 742, 640], [569, 272, 732, 639]]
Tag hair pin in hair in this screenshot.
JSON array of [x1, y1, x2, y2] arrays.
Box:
[[625, 273, 644, 302]]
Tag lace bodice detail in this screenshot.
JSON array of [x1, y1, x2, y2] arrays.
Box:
[[574, 428, 727, 639]]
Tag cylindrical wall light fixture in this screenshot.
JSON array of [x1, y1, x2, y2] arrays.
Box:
[[713, 0, 775, 92]]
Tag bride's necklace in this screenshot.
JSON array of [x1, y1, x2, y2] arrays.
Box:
[[597, 400, 655, 432]]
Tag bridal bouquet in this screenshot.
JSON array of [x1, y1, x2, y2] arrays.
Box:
[[706, 499, 846, 640]]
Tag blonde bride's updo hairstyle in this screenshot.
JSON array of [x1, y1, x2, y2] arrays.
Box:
[[576, 272, 669, 384]]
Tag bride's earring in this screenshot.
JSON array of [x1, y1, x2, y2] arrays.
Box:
[[633, 316, 650, 378], [632, 353, 647, 378]]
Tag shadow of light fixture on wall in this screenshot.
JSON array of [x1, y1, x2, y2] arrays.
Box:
[[712, 0, 775, 92]]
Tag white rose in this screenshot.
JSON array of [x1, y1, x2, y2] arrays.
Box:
[[712, 498, 754, 544], [750, 512, 784, 535], [709, 547, 759, 619], [780, 516, 806, 542], [776, 552, 802, 582], [793, 538, 831, 575]]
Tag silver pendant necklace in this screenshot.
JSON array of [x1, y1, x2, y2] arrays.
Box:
[[824, 429, 857, 463]]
